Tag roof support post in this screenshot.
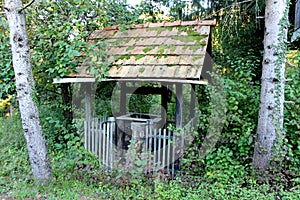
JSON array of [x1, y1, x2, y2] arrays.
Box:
[[175, 83, 183, 128], [190, 84, 196, 124], [120, 82, 127, 116], [161, 84, 168, 128], [85, 82, 92, 122]]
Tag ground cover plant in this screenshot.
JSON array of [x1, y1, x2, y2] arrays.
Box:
[[0, 102, 299, 199]]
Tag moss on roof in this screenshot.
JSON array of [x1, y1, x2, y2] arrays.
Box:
[[142, 46, 155, 53], [146, 26, 173, 34], [81, 20, 213, 80]]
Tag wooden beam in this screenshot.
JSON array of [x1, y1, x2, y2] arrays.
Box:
[[161, 85, 168, 128], [296, 0, 300, 30], [53, 78, 96, 84], [85, 83, 92, 121], [104, 78, 208, 85], [293, 0, 300, 41], [175, 83, 183, 128], [120, 82, 126, 115], [190, 84, 196, 120]]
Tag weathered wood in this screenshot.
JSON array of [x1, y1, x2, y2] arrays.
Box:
[[190, 84, 196, 120], [85, 83, 92, 121], [292, 0, 300, 41], [91, 119, 95, 153], [84, 117, 182, 176], [175, 83, 183, 128], [296, 0, 300, 30], [161, 85, 168, 128], [105, 78, 208, 85], [53, 77, 96, 83], [120, 82, 126, 115], [108, 117, 115, 169]]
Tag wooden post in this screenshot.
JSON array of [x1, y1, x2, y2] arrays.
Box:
[[296, 0, 300, 30], [175, 83, 183, 128], [85, 83, 92, 122], [292, 0, 300, 41], [190, 84, 196, 121], [120, 82, 126, 116], [161, 84, 168, 128]]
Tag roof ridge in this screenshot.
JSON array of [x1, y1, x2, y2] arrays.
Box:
[[103, 19, 216, 31]]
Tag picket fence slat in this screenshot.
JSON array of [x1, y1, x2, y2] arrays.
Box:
[[84, 118, 182, 176]]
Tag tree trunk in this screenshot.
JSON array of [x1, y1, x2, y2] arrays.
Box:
[[4, 0, 52, 183], [253, 0, 289, 171]]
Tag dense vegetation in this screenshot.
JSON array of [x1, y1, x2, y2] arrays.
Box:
[[0, 0, 299, 199]]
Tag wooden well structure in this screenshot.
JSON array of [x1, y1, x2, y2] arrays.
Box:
[[54, 19, 216, 127], [54, 20, 216, 173]]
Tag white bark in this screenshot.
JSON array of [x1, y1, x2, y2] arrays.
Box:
[[253, 0, 288, 170], [4, 0, 52, 183]]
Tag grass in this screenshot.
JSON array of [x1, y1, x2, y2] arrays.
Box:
[[0, 115, 299, 199]]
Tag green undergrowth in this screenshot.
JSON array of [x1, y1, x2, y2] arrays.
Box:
[[0, 116, 299, 200]]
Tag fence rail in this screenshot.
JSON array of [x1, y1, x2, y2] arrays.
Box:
[[84, 117, 183, 177]]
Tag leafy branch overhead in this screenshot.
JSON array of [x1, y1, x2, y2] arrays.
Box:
[[0, 4, 9, 11], [0, 0, 35, 13], [18, 0, 35, 13]]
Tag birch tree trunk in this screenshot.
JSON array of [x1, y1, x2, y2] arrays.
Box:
[[253, 0, 289, 171], [4, 0, 52, 183]]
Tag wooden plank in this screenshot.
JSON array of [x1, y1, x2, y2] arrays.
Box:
[[149, 124, 153, 173], [145, 122, 149, 171], [158, 129, 162, 170], [162, 129, 167, 170], [102, 123, 106, 168], [85, 83, 92, 122], [167, 130, 171, 172], [153, 130, 157, 172], [107, 45, 206, 55], [53, 77, 95, 83], [175, 83, 183, 128], [106, 122, 110, 170], [104, 78, 208, 85], [99, 119, 103, 163], [95, 119, 99, 155], [87, 120, 91, 152], [161, 84, 169, 129], [109, 118, 114, 169], [107, 64, 204, 80], [171, 134, 175, 179], [120, 82, 126, 115], [84, 120, 87, 149], [293, 1, 300, 41], [190, 84, 196, 120], [296, 0, 300, 30], [92, 119, 95, 153]]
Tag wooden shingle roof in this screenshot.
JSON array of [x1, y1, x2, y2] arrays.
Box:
[[70, 20, 216, 84]]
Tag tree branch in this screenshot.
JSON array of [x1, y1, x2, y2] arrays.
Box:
[[0, 4, 10, 11], [285, 78, 293, 82], [284, 101, 295, 104], [19, 0, 35, 13], [286, 61, 295, 67]]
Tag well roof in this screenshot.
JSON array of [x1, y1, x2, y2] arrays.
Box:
[[72, 20, 216, 84]]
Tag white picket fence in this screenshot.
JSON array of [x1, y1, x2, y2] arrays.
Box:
[[84, 117, 184, 177]]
